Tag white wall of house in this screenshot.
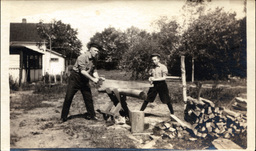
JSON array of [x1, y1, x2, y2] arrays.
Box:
[[43, 51, 65, 75], [9, 54, 43, 83], [9, 54, 20, 82]]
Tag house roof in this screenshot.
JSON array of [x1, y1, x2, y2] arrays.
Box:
[[10, 21, 64, 58], [10, 43, 45, 54], [46, 49, 66, 58], [10, 23, 43, 42]]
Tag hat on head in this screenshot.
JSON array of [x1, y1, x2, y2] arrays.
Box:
[[88, 43, 102, 50], [151, 53, 161, 58]]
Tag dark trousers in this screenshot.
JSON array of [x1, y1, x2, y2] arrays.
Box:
[[140, 81, 174, 114], [61, 71, 95, 119]]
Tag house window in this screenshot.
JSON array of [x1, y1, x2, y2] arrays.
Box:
[[50, 58, 59, 62], [25, 54, 42, 69]]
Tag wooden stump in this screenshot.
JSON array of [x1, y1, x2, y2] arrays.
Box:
[[130, 111, 144, 133]]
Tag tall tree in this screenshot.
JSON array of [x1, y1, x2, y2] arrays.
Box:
[[180, 0, 211, 81], [121, 27, 159, 79], [89, 27, 128, 69], [180, 7, 246, 80], [37, 20, 82, 65]]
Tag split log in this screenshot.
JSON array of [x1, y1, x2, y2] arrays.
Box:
[[207, 106, 212, 114], [232, 105, 246, 111], [192, 109, 201, 117], [214, 107, 220, 114], [206, 122, 212, 132], [170, 114, 192, 130], [235, 97, 247, 104], [226, 115, 236, 121], [168, 127, 176, 132], [193, 128, 198, 136], [168, 133, 176, 139], [214, 127, 220, 134], [223, 108, 241, 118], [197, 132, 202, 137], [201, 133, 208, 138], [153, 128, 165, 136], [224, 132, 231, 139], [155, 122, 166, 130], [201, 108, 205, 114], [164, 123, 171, 129], [199, 97, 215, 108], [209, 113, 215, 119], [142, 139, 157, 149], [187, 96, 205, 106], [200, 126, 206, 132], [232, 103, 247, 111]]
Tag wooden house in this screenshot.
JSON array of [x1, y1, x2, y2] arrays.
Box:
[[9, 19, 65, 85]]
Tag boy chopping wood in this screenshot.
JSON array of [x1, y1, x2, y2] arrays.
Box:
[[140, 53, 174, 115], [61, 43, 105, 122]]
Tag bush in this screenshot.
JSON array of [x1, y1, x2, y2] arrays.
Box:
[[56, 74, 61, 82], [9, 75, 19, 91], [43, 72, 50, 84], [187, 81, 246, 107]]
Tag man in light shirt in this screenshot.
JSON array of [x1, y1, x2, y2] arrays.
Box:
[[140, 53, 174, 114]]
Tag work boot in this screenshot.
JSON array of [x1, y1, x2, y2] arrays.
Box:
[[60, 117, 68, 123], [84, 114, 99, 121]]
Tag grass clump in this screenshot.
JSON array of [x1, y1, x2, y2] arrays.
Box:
[[9, 75, 19, 91], [10, 94, 53, 111], [33, 82, 67, 95]]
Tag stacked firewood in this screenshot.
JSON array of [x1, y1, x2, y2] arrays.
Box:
[[151, 94, 247, 140], [152, 120, 192, 140], [184, 96, 247, 139]]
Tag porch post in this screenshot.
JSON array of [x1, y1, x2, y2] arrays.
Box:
[[19, 50, 23, 87]]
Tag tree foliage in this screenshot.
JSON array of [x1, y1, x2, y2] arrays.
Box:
[[89, 24, 180, 79], [88, 3, 246, 81], [180, 7, 246, 80], [89, 27, 129, 69], [36, 20, 82, 65]]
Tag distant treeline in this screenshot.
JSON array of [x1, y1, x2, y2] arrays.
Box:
[[89, 5, 246, 80]]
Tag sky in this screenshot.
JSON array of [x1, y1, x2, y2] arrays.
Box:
[[4, 0, 245, 51]]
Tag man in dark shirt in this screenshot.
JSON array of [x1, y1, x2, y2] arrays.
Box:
[[61, 43, 104, 122]]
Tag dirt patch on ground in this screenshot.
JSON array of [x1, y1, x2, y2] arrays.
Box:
[[10, 87, 183, 149], [10, 84, 246, 149]]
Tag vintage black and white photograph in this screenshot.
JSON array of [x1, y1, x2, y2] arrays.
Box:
[[1, 0, 255, 150]]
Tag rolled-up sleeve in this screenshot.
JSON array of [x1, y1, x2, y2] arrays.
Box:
[[77, 55, 89, 72], [161, 65, 168, 75]]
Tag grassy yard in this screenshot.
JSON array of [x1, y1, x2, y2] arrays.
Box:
[[10, 69, 247, 149]]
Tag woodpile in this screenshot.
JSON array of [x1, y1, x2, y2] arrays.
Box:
[[184, 96, 247, 139], [152, 120, 192, 141], [152, 96, 247, 141]]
